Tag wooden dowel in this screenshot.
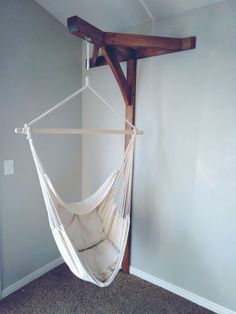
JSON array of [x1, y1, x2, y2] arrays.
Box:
[[15, 127, 143, 136]]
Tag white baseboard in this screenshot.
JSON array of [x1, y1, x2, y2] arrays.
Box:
[[130, 266, 235, 314], [1, 256, 63, 299]]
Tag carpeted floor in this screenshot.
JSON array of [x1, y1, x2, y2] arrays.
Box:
[[0, 264, 214, 314]]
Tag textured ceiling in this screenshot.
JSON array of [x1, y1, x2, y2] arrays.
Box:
[[35, 0, 224, 31]]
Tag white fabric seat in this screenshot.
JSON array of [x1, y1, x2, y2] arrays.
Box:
[[80, 239, 119, 282], [18, 44, 139, 286], [58, 206, 106, 252], [25, 127, 135, 287]]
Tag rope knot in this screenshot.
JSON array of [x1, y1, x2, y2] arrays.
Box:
[[23, 124, 33, 141]]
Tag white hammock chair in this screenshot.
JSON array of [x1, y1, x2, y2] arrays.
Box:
[[25, 126, 135, 287], [17, 44, 140, 287]]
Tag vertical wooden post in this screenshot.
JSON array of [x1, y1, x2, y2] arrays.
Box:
[[122, 58, 137, 273], [125, 59, 136, 137]]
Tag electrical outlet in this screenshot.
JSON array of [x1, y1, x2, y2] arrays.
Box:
[[4, 160, 14, 176]]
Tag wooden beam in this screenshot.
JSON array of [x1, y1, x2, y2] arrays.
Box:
[[113, 46, 135, 59], [122, 59, 137, 273], [89, 37, 196, 68], [102, 46, 130, 107], [134, 36, 196, 56], [67, 16, 104, 46], [89, 46, 134, 67], [68, 16, 196, 53], [89, 54, 128, 68], [126, 59, 136, 115], [90, 49, 175, 68], [182, 37, 196, 50], [104, 32, 195, 50], [135, 47, 179, 59], [91, 45, 100, 66]]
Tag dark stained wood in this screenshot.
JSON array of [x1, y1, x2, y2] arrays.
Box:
[[102, 46, 130, 107], [122, 59, 137, 273], [89, 48, 178, 67], [68, 15, 196, 67], [67, 16, 104, 46], [135, 47, 179, 59], [90, 54, 128, 68], [105, 32, 184, 50], [113, 46, 135, 58], [126, 59, 136, 118], [91, 45, 100, 66], [182, 37, 196, 50], [90, 37, 196, 68]]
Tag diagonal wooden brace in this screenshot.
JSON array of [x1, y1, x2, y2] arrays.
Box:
[[102, 46, 131, 107]]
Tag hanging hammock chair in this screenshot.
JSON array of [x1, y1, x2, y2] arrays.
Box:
[[24, 123, 136, 287], [16, 41, 141, 286], [24, 125, 135, 287]]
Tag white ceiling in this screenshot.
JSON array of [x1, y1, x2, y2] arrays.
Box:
[[35, 0, 224, 31]]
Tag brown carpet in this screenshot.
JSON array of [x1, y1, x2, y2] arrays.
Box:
[[0, 264, 214, 314]]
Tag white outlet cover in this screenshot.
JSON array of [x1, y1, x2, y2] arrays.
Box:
[[4, 160, 14, 176]]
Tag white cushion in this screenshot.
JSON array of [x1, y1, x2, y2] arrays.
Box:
[[80, 240, 119, 282], [58, 205, 106, 251]]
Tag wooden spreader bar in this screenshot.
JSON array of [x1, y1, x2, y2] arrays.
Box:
[[67, 15, 196, 273], [15, 128, 143, 136]]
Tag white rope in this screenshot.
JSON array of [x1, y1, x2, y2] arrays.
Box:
[[26, 39, 136, 131], [28, 85, 87, 126], [27, 81, 135, 130], [88, 84, 135, 130]]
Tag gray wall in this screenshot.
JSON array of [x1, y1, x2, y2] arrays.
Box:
[[132, 1, 236, 311], [0, 0, 82, 292], [82, 0, 236, 312]]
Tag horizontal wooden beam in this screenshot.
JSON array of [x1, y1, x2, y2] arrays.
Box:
[[90, 51, 174, 68], [68, 16, 196, 53], [135, 47, 180, 59], [90, 37, 196, 68], [104, 32, 195, 50], [67, 16, 104, 46], [182, 37, 196, 50]]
